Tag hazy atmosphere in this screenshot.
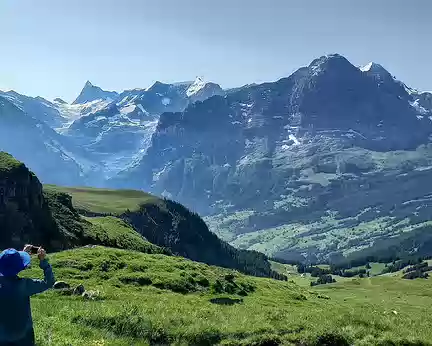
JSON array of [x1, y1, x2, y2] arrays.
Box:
[[1, 0, 431, 101]]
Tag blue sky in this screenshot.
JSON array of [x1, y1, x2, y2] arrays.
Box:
[[1, 0, 431, 102]]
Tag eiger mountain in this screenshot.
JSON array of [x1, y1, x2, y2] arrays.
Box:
[[112, 54, 432, 263], [2, 54, 432, 263]]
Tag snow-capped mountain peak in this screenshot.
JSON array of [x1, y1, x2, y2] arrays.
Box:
[[186, 77, 207, 97], [72, 81, 119, 105], [360, 62, 374, 72], [145, 81, 166, 92], [359, 61, 412, 98], [359, 62, 390, 75], [308, 54, 356, 77], [359, 62, 399, 83]]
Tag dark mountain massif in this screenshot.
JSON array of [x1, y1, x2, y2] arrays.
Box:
[[111, 54, 432, 263]]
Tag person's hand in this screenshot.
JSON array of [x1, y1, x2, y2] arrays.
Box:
[[37, 247, 46, 261], [23, 244, 33, 254]]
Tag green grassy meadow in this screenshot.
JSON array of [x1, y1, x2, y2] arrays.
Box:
[[21, 247, 432, 346], [44, 185, 158, 214]]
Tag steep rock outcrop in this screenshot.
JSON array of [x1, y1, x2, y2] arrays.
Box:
[[0, 152, 64, 249]]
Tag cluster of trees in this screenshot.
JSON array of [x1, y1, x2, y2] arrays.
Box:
[[310, 274, 336, 286], [291, 256, 432, 281], [402, 262, 432, 280], [380, 258, 424, 274], [298, 264, 369, 278], [402, 271, 429, 280], [335, 225, 432, 269]]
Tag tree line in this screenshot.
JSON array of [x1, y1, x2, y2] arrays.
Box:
[[298, 263, 369, 278]]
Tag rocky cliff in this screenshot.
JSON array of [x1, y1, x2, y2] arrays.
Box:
[[0, 152, 63, 249]]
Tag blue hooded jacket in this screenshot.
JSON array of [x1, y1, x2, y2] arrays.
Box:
[[0, 258, 55, 342]]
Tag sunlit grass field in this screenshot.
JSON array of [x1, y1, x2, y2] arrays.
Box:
[[22, 247, 432, 345], [44, 185, 158, 214]]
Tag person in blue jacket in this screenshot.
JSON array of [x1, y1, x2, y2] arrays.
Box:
[[0, 245, 55, 346]]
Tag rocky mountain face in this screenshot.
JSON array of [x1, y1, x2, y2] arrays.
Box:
[[62, 78, 224, 180], [0, 78, 224, 183], [0, 96, 84, 185], [113, 54, 432, 262], [116, 54, 432, 197], [0, 152, 66, 249], [0, 90, 66, 128]]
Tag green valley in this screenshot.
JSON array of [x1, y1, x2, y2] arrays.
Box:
[[206, 145, 432, 264]]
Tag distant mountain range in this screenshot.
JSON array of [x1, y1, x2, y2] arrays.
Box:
[[0, 76, 225, 183], [2, 54, 432, 263]]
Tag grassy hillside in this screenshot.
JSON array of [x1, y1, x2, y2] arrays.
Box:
[[22, 246, 432, 345], [42, 189, 168, 255], [83, 216, 169, 255], [44, 184, 284, 279], [44, 185, 158, 214]]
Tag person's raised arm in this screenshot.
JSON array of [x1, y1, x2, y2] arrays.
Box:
[[23, 247, 55, 296]]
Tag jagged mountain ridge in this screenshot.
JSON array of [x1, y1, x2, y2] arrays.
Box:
[[2, 54, 432, 263], [116, 54, 432, 193], [0, 77, 225, 183], [72, 80, 119, 105], [111, 54, 432, 262], [0, 90, 66, 128], [0, 96, 84, 185], [63, 77, 225, 180]]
